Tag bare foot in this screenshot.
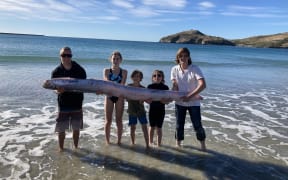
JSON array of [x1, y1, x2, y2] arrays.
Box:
[[149, 142, 155, 147], [200, 141, 206, 151], [73, 146, 79, 151], [176, 141, 182, 147]]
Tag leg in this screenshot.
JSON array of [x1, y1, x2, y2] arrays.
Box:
[[142, 125, 150, 149], [104, 97, 114, 145], [188, 106, 206, 151], [157, 127, 162, 147], [115, 97, 124, 145], [55, 112, 69, 152], [148, 113, 155, 145], [156, 111, 165, 147], [175, 104, 187, 147], [149, 126, 155, 145], [58, 132, 65, 152], [73, 130, 80, 149], [200, 141, 206, 151], [130, 125, 136, 145], [70, 110, 83, 149]]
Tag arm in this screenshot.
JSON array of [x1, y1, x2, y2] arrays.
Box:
[[160, 98, 173, 104], [96, 69, 110, 95], [121, 69, 127, 85], [103, 68, 109, 81], [182, 78, 206, 101], [171, 79, 179, 91], [171, 66, 178, 91], [117, 69, 127, 99], [51, 68, 65, 94], [160, 84, 172, 104], [144, 98, 152, 104]]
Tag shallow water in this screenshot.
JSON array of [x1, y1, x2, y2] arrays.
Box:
[[0, 34, 288, 179]]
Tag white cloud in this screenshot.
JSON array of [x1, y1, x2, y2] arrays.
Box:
[[198, 1, 215, 9], [97, 16, 120, 21], [67, 0, 104, 8], [228, 5, 264, 11], [142, 0, 187, 8], [221, 5, 288, 18], [0, 0, 188, 22], [44, 0, 77, 12], [0, 0, 40, 13], [156, 9, 191, 15], [130, 6, 159, 17], [0, 0, 77, 16], [124, 21, 160, 26], [110, 0, 161, 18], [0, 0, 122, 23], [111, 0, 134, 9]]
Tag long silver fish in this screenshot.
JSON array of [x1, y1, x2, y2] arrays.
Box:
[[42, 78, 203, 101]]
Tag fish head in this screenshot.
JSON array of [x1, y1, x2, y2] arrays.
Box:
[[42, 80, 56, 89]]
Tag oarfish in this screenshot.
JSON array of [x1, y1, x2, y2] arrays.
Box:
[[42, 78, 203, 101]]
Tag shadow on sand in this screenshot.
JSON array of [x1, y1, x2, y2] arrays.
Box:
[[68, 143, 288, 180]]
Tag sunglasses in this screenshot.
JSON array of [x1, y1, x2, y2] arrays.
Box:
[[61, 54, 72, 58], [153, 74, 162, 78]]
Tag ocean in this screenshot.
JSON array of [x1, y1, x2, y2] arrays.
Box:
[[0, 33, 287, 180]]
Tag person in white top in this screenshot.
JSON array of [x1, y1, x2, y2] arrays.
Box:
[[170, 47, 206, 151]]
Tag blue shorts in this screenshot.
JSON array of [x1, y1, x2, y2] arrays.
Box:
[[128, 115, 148, 126]]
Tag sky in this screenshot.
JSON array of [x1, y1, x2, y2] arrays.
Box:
[[0, 0, 288, 42]]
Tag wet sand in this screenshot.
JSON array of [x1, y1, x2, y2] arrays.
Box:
[[39, 110, 288, 180]]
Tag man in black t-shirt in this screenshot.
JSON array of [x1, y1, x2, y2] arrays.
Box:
[[51, 46, 86, 152]]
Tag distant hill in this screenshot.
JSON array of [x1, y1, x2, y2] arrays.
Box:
[[231, 32, 288, 48], [159, 30, 234, 46], [159, 30, 288, 48]]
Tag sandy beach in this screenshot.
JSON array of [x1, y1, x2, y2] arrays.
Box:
[[23, 108, 286, 180]]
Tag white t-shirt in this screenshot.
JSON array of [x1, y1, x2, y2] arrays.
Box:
[[171, 64, 204, 106]]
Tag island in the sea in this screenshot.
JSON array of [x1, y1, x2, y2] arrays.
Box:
[[159, 30, 288, 48]]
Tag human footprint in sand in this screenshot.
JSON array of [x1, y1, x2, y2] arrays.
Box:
[[171, 47, 207, 151]]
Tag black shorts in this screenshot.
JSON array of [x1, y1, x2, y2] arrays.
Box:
[[149, 109, 165, 128], [109, 96, 118, 103], [55, 111, 83, 133]]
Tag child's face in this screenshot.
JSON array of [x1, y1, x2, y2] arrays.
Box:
[[132, 73, 142, 82], [152, 72, 162, 83], [111, 54, 122, 66]]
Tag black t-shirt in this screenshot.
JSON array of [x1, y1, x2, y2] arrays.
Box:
[[147, 83, 169, 110], [51, 61, 87, 111]]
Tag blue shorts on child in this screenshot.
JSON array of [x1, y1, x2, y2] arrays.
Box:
[[128, 115, 148, 126]]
